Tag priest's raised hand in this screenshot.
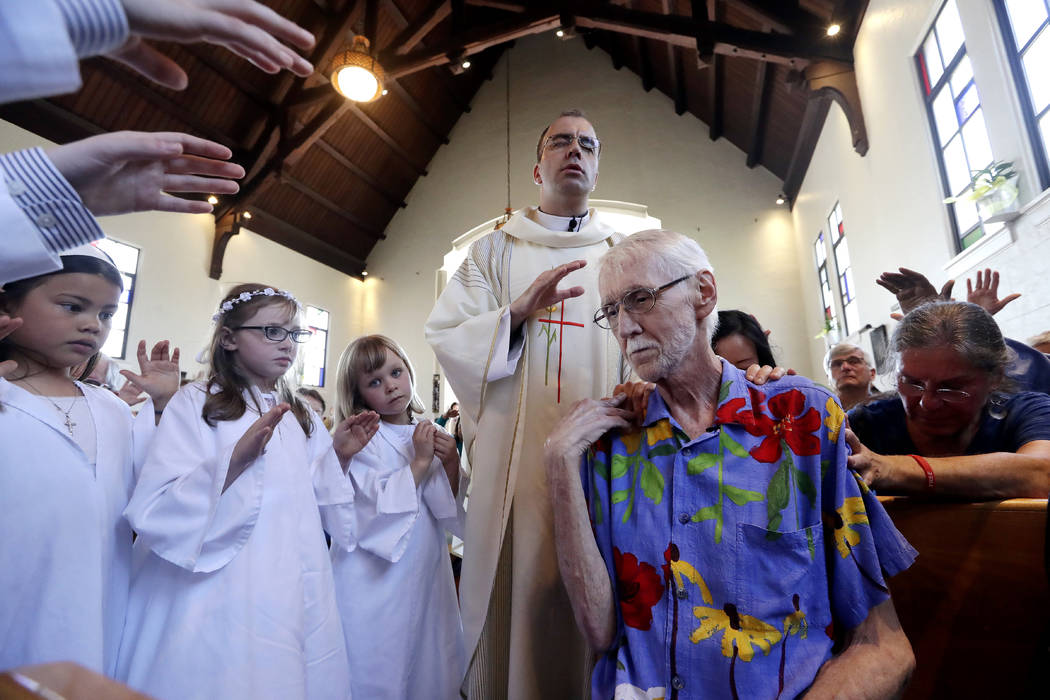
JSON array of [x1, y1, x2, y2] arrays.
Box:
[[508, 259, 587, 330]]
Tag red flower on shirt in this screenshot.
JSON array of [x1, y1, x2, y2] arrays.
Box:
[[743, 389, 822, 462], [613, 547, 664, 630]]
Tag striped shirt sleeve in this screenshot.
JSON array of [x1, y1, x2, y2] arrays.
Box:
[[53, 0, 128, 58], [0, 147, 104, 254]]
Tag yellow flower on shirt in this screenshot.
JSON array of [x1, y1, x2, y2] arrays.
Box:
[[824, 397, 845, 443], [830, 496, 869, 558], [646, 419, 674, 446], [690, 603, 781, 661], [621, 430, 643, 456]]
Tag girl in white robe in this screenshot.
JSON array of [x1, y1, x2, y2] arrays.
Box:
[[116, 284, 376, 700], [0, 246, 178, 675], [332, 335, 466, 700]]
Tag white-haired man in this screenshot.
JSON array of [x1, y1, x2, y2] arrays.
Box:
[[546, 229, 916, 699], [827, 343, 878, 410]]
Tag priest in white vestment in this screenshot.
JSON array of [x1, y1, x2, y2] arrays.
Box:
[[426, 111, 626, 699]]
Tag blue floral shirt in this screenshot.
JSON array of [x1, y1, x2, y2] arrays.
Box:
[[581, 360, 916, 700]]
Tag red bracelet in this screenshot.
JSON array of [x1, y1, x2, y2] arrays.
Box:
[[909, 454, 935, 492]]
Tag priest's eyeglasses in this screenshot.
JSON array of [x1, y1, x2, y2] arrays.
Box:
[[593, 275, 692, 330], [235, 325, 314, 343], [896, 377, 973, 404], [543, 133, 601, 155]]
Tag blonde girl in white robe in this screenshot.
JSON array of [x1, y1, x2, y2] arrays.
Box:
[[0, 246, 179, 675], [116, 284, 377, 700], [332, 335, 466, 700]]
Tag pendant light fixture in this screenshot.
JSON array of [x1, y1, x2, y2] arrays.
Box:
[[330, 35, 385, 103]]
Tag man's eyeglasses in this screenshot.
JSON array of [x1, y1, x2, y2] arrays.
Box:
[[234, 325, 314, 343], [593, 275, 692, 330], [543, 133, 601, 155], [896, 377, 972, 404], [830, 356, 868, 370]]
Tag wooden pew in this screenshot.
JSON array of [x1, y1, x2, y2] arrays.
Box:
[[879, 497, 1050, 698]]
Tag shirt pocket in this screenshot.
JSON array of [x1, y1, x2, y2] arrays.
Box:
[[733, 522, 825, 629]]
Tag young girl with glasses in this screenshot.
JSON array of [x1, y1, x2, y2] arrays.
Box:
[[331, 334, 466, 700], [0, 245, 179, 675], [117, 283, 375, 700]]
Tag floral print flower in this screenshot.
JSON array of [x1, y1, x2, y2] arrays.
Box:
[[620, 429, 643, 456], [614, 683, 666, 700], [740, 390, 822, 463], [614, 548, 664, 630], [690, 603, 781, 661], [826, 496, 869, 558], [646, 418, 674, 446], [824, 397, 845, 443], [662, 544, 712, 605]]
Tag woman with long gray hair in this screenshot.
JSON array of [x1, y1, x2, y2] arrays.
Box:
[[846, 301, 1050, 499]]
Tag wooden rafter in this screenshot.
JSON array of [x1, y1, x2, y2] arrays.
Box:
[[347, 103, 428, 176], [661, 0, 685, 114], [314, 139, 407, 208], [247, 207, 367, 278], [722, 0, 823, 35], [385, 80, 450, 145], [279, 172, 387, 239], [388, 0, 451, 55], [0, 100, 105, 143], [464, 0, 526, 10], [782, 93, 832, 205], [746, 61, 773, 167]]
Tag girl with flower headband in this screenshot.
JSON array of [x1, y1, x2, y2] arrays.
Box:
[[0, 244, 180, 674], [330, 334, 466, 699], [116, 283, 377, 700]]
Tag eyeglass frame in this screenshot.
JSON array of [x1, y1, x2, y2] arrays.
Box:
[[829, 355, 870, 370], [593, 274, 693, 330], [896, 376, 974, 404], [233, 325, 314, 343], [542, 132, 602, 156]]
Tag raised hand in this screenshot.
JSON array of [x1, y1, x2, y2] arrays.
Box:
[[544, 394, 633, 467], [332, 411, 380, 470], [612, 381, 655, 425], [509, 260, 587, 330], [966, 268, 1020, 316], [876, 267, 955, 315], [112, 0, 316, 90], [226, 403, 289, 491], [115, 381, 147, 407], [433, 430, 461, 493], [119, 340, 181, 413], [45, 132, 244, 216], [410, 421, 437, 484], [0, 315, 24, 380]]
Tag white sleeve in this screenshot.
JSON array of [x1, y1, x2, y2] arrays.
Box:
[[123, 387, 265, 573], [306, 413, 356, 553], [0, 0, 128, 104]]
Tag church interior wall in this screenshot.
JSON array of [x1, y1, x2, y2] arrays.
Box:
[[793, 0, 1050, 379], [0, 120, 368, 409], [366, 32, 815, 398]]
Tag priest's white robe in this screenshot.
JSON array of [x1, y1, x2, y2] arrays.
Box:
[[116, 383, 355, 700], [425, 208, 625, 699], [332, 420, 465, 700], [0, 379, 153, 675]]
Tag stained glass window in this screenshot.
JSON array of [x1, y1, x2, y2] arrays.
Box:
[[827, 203, 860, 335], [814, 231, 839, 336], [998, 0, 1050, 190]]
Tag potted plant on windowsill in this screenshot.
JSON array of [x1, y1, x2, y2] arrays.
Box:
[[945, 160, 1021, 224]]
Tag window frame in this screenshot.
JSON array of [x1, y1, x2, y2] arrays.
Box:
[[994, 0, 1050, 192], [299, 304, 330, 388], [93, 238, 140, 361]]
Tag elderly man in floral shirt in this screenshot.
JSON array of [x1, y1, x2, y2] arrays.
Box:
[[545, 229, 917, 700]]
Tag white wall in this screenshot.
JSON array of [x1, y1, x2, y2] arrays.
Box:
[[366, 32, 812, 395], [0, 120, 369, 411], [793, 0, 1050, 376]]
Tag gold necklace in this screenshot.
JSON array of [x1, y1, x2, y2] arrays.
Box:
[[19, 377, 81, 437]]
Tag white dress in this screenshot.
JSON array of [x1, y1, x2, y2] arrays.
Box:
[[116, 383, 355, 700], [0, 378, 152, 674], [333, 420, 465, 700]]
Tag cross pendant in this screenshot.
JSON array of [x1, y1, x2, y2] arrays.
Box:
[[64, 414, 76, 435]]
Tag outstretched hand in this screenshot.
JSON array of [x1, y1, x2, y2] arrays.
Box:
[[612, 381, 655, 426], [111, 0, 316, 90], [966, 268, 1020, 316], [746, 364, 796, 385], [876, 267, 954, 315], [45, 131, 244, 216], [332, 411, 380, 470], [120, 340, 181, 413], [0, 315, 24, 380], [227, 403, 289, 490], [545, 394, 633, 466], [509, 260, 587, 330]]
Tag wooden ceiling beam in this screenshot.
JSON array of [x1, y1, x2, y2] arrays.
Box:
[[464, 0, 527, 10], [386, 79, 450, 145], [246, 207, 367, 277], [661, 0, 685, 114], [0, 100, 105, 143], [315, 139, 407, 208], [347, 103, 428, 176], [782, 93, 831, 205], [639, 38, 655, 91], [381, 0, 473, 112], [746, 60, 774, 167], [709, 54, 723, 139], [279, 172, 386, 239], [387, 0, 451, 55], [180, 45, 277, 111], [722, 0, 823, 35]]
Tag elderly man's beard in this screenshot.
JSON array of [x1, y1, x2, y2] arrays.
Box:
[[624, 321, 699, 381]]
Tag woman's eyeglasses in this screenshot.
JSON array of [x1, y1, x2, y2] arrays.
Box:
[[896, 377, 973, 404], [234, 325, 314, 343]]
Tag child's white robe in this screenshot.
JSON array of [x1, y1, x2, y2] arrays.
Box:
[[0, 379, 153, 675], [116, 383, 355, 700], [332, 420, 465, 700]]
